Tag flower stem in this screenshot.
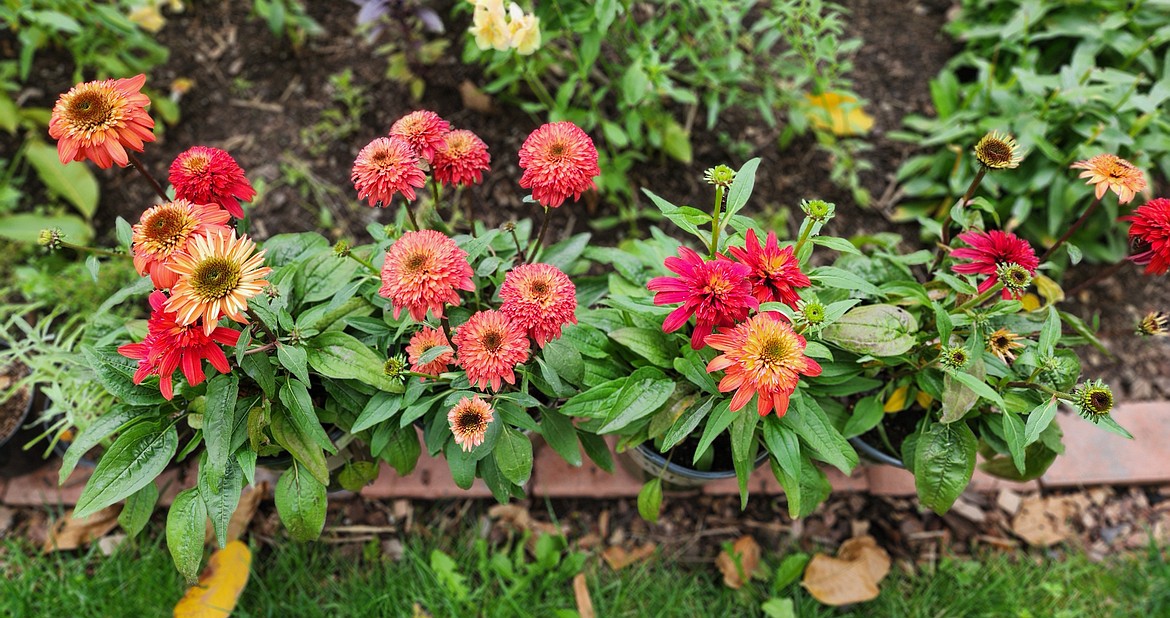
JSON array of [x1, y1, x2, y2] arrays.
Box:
[[929, 167, 988, 274], [60, 241, 124, 258], [440, 315, 453, 343], [245, 307, 279, 344], [956, 281, 1005, 313], [523, 60, 558, 111], [1005, 381, 1073, 401], [430, 176, 442, 211], [348, 250, 379, 275], [508, 225, 525, 261], [404, 201, 421, 231], [792, 221, 815, 260], [1038, 196, 1102, 263], [127, 151, 170, 202], [709, 185, 725, 259], [526, 206, 552, 263], [242, 342, 277, 357]]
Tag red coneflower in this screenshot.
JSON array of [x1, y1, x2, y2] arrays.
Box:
[[498, 263, 577, 347], [406, 326, 454, 377], [169, 146, 257, 219], [432, 129, 491, 187], [352, 136, 427, 206], [166, 231, 272, 335], [517, 121, 600, 208], [1071, 154, 1146, 204], [48, 74, 155, 169], [950, 230, 1039, 299], [448, 396, 494, 452], [727, 229, 811, 306], [388, 110, 450, 163], [379, 230, 474, 321], [118, 291, 240, 400], [706, 313, 822, 417], [131, 199, 232, 289], [452, 310, 530, 392], [1123, 197, 1170, 275], [647, 246, 758, 349]]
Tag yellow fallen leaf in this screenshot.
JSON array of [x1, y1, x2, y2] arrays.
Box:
[[915, 391, 934, 409], [1033, 275, 1065, 305], [128, 5, 166, 32], [43, 505, 122, 553], [883, 385, 909, 413], [173, 541, 252, 618], [801, 535, 891, 606], [805, 92, 874, 136], [1020, 293, 1042, 312], [715, 535, 762, 589]]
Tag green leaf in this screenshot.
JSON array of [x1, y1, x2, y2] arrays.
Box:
[[59, 407, 138, 484], [725, 158, 761, 219], [337, 461, 380, 492], [1094, 414, 1134, 440], [821, 304, 918, 356], [380, 426, 421, 476], [0, 213, 93, 244], [772, 553, 811, 592], [579, 432, 614, 473], [771, 454, 829, 519], [660, 118, 692, 164], [296, 250, 360, 303], [198, 455, 243, 549], [662, 396, 715, 451], [946, 369, 1007, 412], [1023, 398, 1058, 446], [275, 462, 327, 542], [637, 478, 663, 523], [940, 355, 985, 423], [933, 301, 953, 342], [598, 368, 676, 433], [25, 140, 99, 218], [277, 344, 311, 384], [270, 406, 329, 486], [609, 327, 678, 369], [352, 392, 403, 433], [730, 407, 758, 508], [914, 421, 977, 514], [762, 416, 802, 481], [781, 393, 857, 474], [493, 427, 533, 485], [542, 338, 585, 386], [673, 348, 719, 395], [241, 354, 276, 398], [477, 456, 514, 503], [841, 395, 885, 439], [1002, 410, 1027, 475], [279, 378, 335, 454], [445, 440, 476, 490], [540, 233, 591, 271], [1038, 306, 1060, 357], [75, 422, 178, 519], [82, 345, 167, 406], [540, 408, 581, 467], [810, 267, 882, 296], [203, 374, 240, 489], [415, 345, 453, 367], [166, 487, 207, 584], [693, 400, 735, 465], [307, 331, 404, 392], [811, 236, 861, 255], [118, 482, 158, 539]]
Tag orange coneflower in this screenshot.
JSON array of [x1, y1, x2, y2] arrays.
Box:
[[379, 230, 474, 322], [389, 110, 450, 163], [452, 310, 529, 392], [406, 326, 455, 377], [169, 146, 256, 219], [432, 130, 491, 187], [499, 263, 577, 347], [706, 313, 822, 417], [448, 396, 494, 452], [518, 122, 600, 208], [1071, 154, 1146, 204], [48, 74, 155, 169], [166, 231, 272, 335], [131, 199, 232, 289], [352, 136, 428, 206]]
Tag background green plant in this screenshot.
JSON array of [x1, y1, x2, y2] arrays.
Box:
[[463, 0, 869, 232], [891, 0, 1170, 265]]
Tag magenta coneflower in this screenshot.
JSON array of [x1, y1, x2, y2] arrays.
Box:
[[950, 230, 1039, 299], [647, 246, 758, 349]]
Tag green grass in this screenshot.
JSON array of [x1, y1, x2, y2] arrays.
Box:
[[1, 530, 1168, 617]]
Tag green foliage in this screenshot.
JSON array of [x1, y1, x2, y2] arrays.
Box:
[[892, 0, 1170, 263], [299, 69, 369, 158], [464, 0, 869, 229], [250, 0, 323, 48]]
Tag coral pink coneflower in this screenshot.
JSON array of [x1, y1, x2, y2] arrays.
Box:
[[389, 110, 450, 163], [166, 231, 272, 335], [1071, 154, 1147, 205], [706, 313, 822, 417], [1123, 197, 1170, 275], [118, 291, 240, 400], [950, 230, 1039, 299], [499, 263, 577, 347], [406, 326, 455, 378], [728, 229, 811, 306], [48, 74, 155, 169], [131, 199, 232, 289], [647, 246, 758, 350], [452, 310, 529, 392], [169, 146, 257, 219], [379, 230, 474, 321], [518, 121, 600, 208], [448, 396, 494, 452], [432, 129, 491, 187], [352, 136, 427, 206]]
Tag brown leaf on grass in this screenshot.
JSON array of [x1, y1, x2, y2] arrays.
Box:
[[43, 505, 122, 553], [573, 573, 595, 618], [715, 535, 762, 589], [411, 603, 433, 618], [602, 543, 657, 571], [801, 535, 891, 605], [173, 540, 252, 618], [1012, 496, 1076, 547], [488, 503, 560, 541], [458, 80, 495, 114]]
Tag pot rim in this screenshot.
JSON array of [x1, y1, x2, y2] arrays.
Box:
[[848, 436, 905, 468], [0, 366, 35, 450], [633, 442, 770, 481]]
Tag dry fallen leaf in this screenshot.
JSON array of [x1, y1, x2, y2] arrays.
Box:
[[805, 92, 875, 136], [459, 80, 495, 114], [411, 603, 433, 618], [1012, 496, 1076, 547], [802, 535, 891, 606], [715, 535, 762, 589], [602, 543, 656, 571], [173, 540, 252, 618], [43, 505, 122, 553], [573, 573, 595, 618]]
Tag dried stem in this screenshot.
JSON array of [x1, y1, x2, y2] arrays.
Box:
[[127, 151, 170, 202]]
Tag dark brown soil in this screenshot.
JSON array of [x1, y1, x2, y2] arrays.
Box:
[[0, 362, 31, 445]]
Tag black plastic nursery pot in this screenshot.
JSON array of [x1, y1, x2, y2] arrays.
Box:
[[0, 361, 39, 478], [849, 436, 905, 468], [625, 442, 771, 489]]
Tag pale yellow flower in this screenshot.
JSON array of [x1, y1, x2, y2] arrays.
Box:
[[470, 0, 510, 52], [507, 3, 541, 55]]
